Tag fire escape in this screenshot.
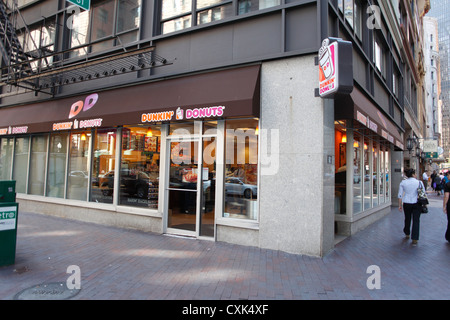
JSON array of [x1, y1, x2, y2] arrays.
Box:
[[0, 1, 170, 97]]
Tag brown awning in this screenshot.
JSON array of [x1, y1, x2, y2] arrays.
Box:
[[335, 87, 404, 150], [0, 65, 261, 135]]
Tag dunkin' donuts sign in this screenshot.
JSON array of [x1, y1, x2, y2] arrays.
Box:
[[318, 37, 353, 98], [52, 93, 103, 131]]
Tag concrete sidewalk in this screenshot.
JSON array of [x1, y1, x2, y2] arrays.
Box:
[[1, 194, 449, 300]]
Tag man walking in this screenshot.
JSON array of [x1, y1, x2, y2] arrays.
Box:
[[422, 170, 428, 191]]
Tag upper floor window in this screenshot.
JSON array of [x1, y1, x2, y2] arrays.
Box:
[[69, 0, 141, 57], [160, 0, 279, 34]]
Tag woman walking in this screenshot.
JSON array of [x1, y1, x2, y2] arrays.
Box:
[[398, 168, 423, 245]]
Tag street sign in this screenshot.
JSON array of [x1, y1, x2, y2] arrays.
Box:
[[67, 0, 90, 11], [424, 152, 438, 159]]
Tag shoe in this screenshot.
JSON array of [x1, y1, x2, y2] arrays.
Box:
[[405, 235, 410, 239], [412, 240, 418, 246]]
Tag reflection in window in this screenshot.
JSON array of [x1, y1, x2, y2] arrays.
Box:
[[198, 5, 233, 25], [353, 132, 361, 214], [29, 135, 48, 196], [47, 133, 68, 198], [363, 137, 370, 210], [67, 132, 91, 201], [120, 126, 161, 209], [224, 119, 258, 220], [90, 129, 117, 204], [0, 138, 14, 180], [12, 137, 29, 193], [372, 142, 378, 207], [344, 0, 353, 28], [238, 0, 279, 14], [69, 10, 90, 57], [385, 149, 390, 202], [335, 127, 347, 215]]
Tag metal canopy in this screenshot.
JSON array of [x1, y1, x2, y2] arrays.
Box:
[[1, 44, 171, 96]]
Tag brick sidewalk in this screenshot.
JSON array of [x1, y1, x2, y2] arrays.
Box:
[[0, 196, 449, 300]]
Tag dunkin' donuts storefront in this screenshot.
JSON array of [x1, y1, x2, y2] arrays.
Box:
[[0, 65, 262, 240]]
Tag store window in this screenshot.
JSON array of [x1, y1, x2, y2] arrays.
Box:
[[90, 128, 117, 204], [372, 141, 378, 207], [0, 138, 14, 180], [68, 132, 91, 201], [353, 132, 362, 214], [12, 137, 29, 193], [335, 126, 347, 215], [120, 126, 161, 209], [28, 135, 48, 196], [363, 136, 370, 210], [224, 119, 258, 220], [47, 133, 68, 198]]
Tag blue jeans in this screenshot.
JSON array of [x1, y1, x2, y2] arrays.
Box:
[[403, 203, 421, 241]]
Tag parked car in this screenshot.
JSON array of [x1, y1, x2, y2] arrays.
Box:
[[225, 177, 257, 199], [99, 170, 156, 198]]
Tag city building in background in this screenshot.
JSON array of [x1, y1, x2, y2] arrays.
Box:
[[427, 0, 450, 165]]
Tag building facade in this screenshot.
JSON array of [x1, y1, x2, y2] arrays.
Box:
[[427, 0, 450, 163], [0, 0, 428, 256]]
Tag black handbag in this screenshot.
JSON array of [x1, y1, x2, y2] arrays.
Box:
[[417, 182, 429, 213]]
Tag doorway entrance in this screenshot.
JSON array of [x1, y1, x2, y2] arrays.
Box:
[[165, 123, 216, 238]]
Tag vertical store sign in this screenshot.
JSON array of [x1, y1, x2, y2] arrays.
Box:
[[319, 39, 338, 97], [318, 37, 353, 98], [67, 0, 90, 10]]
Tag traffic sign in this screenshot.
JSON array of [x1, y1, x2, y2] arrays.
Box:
[[67, 0, 90, 11]]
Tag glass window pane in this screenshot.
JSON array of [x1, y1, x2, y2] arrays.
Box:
[[201, 136, 215, 237], [68, 132, 91, 201], [352, 132, 361, 214], [0, 138, 14, 180], [224, 119, 258, 220], [238, 0, 279, 14], [198, 4, 233, 25], [117, 0, 141, 33], [169, 141, 199, 189], [385, 149, 390, 201], [335, 128, 346, 215], [372, 143, 379, 207], [70, 10, 90, 57], [120, 126, 161, 209], [344, 0, 354, 28], [162, 16, 192, 34], [363, 137, 370, 210], [197, 0, 228, 9], [90, 129, 117, 204], [162, 0, 192, 20], [29, 135, 48, 196], [47, 133, 68, 198], [91, 0, 115, 42], [354, 0, 362, 40], [12, 137, 29, 193]]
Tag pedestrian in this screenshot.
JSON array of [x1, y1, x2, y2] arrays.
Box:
[[431, 170, 437, 191], [398, 168, 423, 245], [442, 172, 450, 243], [422, 170, 428, 191], [434, 173, 442, 195]]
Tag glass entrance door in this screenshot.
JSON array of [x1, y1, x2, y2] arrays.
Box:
[[167, 139, 199, 235], [165, 125, 217, 238]]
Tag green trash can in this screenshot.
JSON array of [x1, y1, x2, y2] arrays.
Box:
[[0, 180, 16, 203], [0, 180, 18, 266]]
